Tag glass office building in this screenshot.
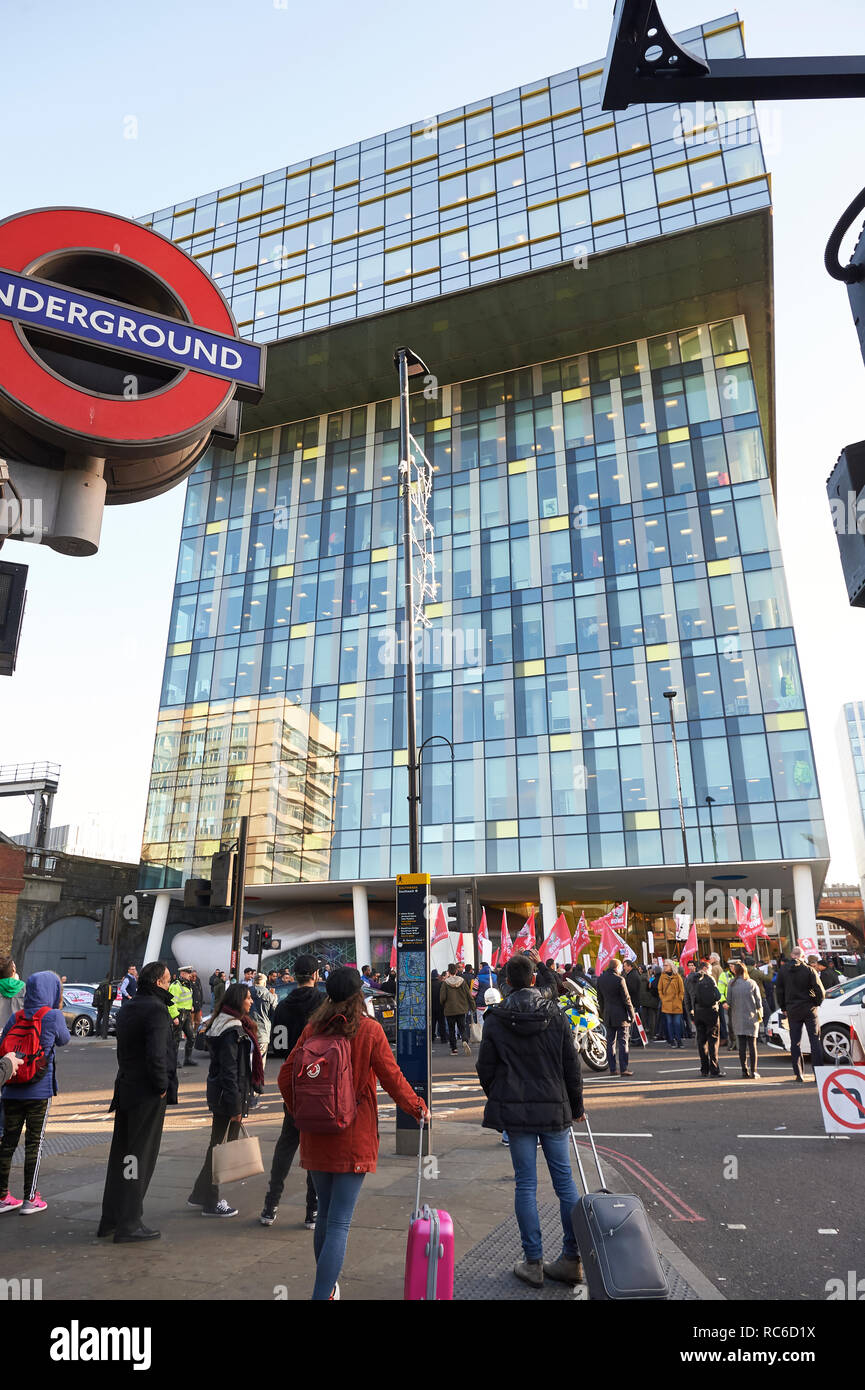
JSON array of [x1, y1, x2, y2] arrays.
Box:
[[141, 13, 828, 962]]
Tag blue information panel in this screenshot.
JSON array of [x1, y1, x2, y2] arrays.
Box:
[[396, 873, 431, 1149]]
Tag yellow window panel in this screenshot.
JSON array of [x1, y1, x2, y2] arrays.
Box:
[[290, 622, 314, 638], [205, 519, 226, 534], [659, 427, 690, 444], [372, 545, 396, 562], [393, 749, 409, 766], [563, 386, 589, 402], [169, 642, 192, 657], [540, 516, 569, 532], [550, 734, 575, 751], [272, 564, 293, 579], [516, 660, 545, 677], [432, 417, 451, 431], [707, 559, 732, 577], [718, 350, 749, 366], [508, 458, 530, 474], [339, 683, 359, 699], [302, 446, 322, 460], [626, 811, 661, 831], [765, 712, 807, 732], [645, 643, 670, 662], [494, 821, 518, 839]]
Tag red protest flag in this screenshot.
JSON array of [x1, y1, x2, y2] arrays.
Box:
[[390, 926, 397, 972], [572, 911, 590, 959], [431, 904, 449, 948], [477, 908, 492, 964], [491, 948, 500, 969], [591, 903, 632, 973], [679, 919, 698, 970], [500, 910, 514, 964], [514, 908, 536, 953], [540, 912, 571, 964], [456, 932, 465, 965]]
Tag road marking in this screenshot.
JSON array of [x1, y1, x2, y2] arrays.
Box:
[[590, 1132, 653, 1138], [726, 1223, 747, 1230], [737, 1134, 850, 1140], [657, 1067, 701, 1074], [818, 1229, 839, 1235]]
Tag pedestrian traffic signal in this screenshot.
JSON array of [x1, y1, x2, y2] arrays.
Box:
[[259, 928, 282, 951], [243, 924, 261, 954]]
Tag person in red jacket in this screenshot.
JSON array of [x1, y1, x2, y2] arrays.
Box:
[[280, 966, 428, 1301]]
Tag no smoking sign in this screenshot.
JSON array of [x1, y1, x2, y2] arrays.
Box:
[[815, 1065, 865, 1133]]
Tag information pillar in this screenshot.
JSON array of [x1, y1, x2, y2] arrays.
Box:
[[395, 872, 431, 1156]]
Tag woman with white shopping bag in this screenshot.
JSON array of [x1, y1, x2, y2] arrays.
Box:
[[187, 983, 264, 1217]]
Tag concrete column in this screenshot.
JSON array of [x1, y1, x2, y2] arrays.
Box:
[[143, 891, 172, 964], [29, 793, 42, 848], [792, 863, 817, 944], [352, 883, 371, 971], [539, 874, 558, 941]]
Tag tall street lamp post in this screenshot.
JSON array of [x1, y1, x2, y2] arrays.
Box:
[[394, 346, 430, 875], [664, 688, 691, 955]]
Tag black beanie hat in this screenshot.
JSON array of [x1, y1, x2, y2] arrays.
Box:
[[326, 966, 362, 1002]]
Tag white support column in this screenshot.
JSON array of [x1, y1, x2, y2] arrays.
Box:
[[352, 883, 371, 972], [792, 863, 817, 944], [539, 874, 558, 940], [143, 891, 172, 964]]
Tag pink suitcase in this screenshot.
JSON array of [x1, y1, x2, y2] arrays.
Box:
[[404, 1119, 454, 1300]]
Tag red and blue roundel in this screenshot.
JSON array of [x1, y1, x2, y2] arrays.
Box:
[[0, 207, 265, 463]]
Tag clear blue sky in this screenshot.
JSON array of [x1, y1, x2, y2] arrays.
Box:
[[3, 0, 865, 884]]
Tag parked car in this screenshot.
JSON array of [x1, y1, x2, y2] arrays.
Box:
[[267, 979, 396, 1051], [62, 982, 121, 1038], [767, 976, 865, 1064]]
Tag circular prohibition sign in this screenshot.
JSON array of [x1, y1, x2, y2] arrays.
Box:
[[0, 206, 248, 458], [820, 1067, 865, 1130]]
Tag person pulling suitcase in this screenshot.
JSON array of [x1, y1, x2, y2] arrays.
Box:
[[476, 953, 585, 1289]]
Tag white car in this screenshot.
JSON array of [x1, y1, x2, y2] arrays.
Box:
[[767, 977, 865, 1064]]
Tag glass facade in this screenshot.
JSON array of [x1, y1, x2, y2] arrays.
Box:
[[140, 10, 827, 893], [143, 16, 768, 344], [142, 317, 827, 885]]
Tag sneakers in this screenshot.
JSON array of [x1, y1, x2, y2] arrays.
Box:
[[450, 1049, 458, 1056], [544, 1255, 584, 1286], [329, 1282, 340, 1301], [202, 1199, 238, 1217], [0, 1193, 23, 1214], [260, 1203, 278, 1226], [462, 1040, 472, 1055], [21, 1193, 47, 1214], [304, 1209, 318, 1230], [501, 1134, 510, 1147], [187, 1198, 205, 1209], [513, 1259, 544, 1288]]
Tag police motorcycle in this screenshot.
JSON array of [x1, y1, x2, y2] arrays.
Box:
[[557, 976, 608, 1071]]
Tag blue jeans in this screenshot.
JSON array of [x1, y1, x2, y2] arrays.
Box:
[[309, 1171, 365, 1300], [606, 1022, 631, 1073], [507, 1129, 580, 1263], [664, 1013, 683, 1045]]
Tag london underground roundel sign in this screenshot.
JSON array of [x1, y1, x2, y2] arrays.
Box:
[[0, 207, 266, 503]]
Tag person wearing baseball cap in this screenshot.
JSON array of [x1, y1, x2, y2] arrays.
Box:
[[279, 967, 428, 1301], [776, 946, 825, 1081], [261, 954, 323, 1228]]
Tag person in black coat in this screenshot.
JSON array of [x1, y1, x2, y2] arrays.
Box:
[[622, 961, 643, 1045], [261, 955, 323, 1226], [597, 960, 637, 1076], [187, 983, 263, 1216], [776, 948, 825, 1081], [476, 954, 584, 1290], [98, 960, 177, 1243], [692, 960, 723, 1078]]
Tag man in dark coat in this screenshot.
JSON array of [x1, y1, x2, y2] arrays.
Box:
[[260, 955, 322, 1227], [477, 953, 584, 1291], [692, 960, 724, 1078], [776, 948, 825, 1081], [98, 960, 177, 1243], [597, 960, 637, 1076]]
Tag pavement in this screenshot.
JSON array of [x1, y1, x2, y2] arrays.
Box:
[[2, 1032, 861, 1302]]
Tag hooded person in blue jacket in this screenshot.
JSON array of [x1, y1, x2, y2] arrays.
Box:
[[0, 971, 70, 1214]]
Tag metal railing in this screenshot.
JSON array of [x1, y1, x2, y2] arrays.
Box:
[[0, 761, 61, 785]]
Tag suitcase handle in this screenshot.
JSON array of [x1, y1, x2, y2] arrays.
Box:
[[414, 1116, 425, 1217], [570, 1116, 609, 1195]]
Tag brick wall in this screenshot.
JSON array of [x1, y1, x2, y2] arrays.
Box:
[[0, 842, 26, 957]]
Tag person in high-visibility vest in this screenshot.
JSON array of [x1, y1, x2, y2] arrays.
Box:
[[169, 969, 198, 1068]]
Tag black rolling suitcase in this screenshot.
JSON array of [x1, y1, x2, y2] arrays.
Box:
[[569, 1119, 669, 1300]]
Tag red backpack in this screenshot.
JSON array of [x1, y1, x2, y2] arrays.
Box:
[[0, 1006, 52, 1085], [291, 1033, 357, 1134]]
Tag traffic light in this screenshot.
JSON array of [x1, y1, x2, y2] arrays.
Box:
[[210, 848, 236, 909], [243, 924, 261, 954], [259, 928, 282, 951]]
